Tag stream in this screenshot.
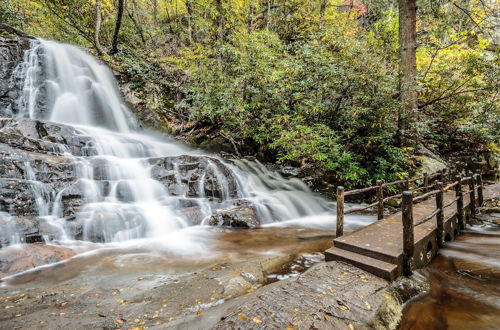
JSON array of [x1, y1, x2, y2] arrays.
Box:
[[400, 224, 500, 329]]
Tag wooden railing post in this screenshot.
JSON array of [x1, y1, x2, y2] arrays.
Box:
[[404, 176, 410, 191], [436, 182, 444, 248], [336, 186, 344, 237], [376, 180, 384, 220], [477, 174, 484, 206], [423, 172, 429, 192], [455, 177, 465, 229], [402, 191, 414, 276], [469, 175, 476, 215]]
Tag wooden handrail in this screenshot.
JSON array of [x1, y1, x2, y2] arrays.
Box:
[[412, 189, 440, 203], [414, 208, 440, 226], [335, 170, 488, 261], [342, 169, 446, 197], [443, 181, 459, 191], [344, 185, 378, 196], [443, 195, 460, 209], [344, 201, 379, 215]]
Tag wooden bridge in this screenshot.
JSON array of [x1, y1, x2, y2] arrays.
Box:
[[325, 171, 498, 281]]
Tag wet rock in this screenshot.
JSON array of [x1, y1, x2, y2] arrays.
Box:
[[209, 205, 259, 228], [0, 243, 75, 278], [181, 206, 207, 225], [0, 118, 97, 156], [24, 234, 43, 244], [58, 182, 86, 219], [149, 155, 238, 201], [0, 214, 37, 247], [0, 35, 31, 116], [0, 179, 41, 216], [0, 143, 75, 188]]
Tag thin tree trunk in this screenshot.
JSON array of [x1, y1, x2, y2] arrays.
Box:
[[267, 0, 271, 30], [216, 0, 225, 42], [153, 0, 158, 25], [127, 4, 147, 45], [186, 0, 193, 43], [215, 0, 224, 68], [94, 0, 106, 55], [110, 0, 125, 55], [398, 0, 418, 147], [319, 0, 328, 29]]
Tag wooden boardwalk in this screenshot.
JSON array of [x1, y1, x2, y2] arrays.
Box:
[[325, 181, 499, 281]]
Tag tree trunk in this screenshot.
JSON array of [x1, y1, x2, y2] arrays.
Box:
[[215, 0, 225, 42], [186, 0, 194, 43], [153, 0, 158, 25], [319, 0, 328, 29], [397, 0, 418, 147], [94, 0, 106, 55], [215, 0, 225, 68], [110, 0, 125, 55]]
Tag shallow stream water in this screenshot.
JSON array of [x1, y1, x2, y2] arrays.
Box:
[[400, 225, 500, 329]]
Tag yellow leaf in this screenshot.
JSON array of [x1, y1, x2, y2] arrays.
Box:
[[252, 316, 262, 323], [239, 315, 247, 320]]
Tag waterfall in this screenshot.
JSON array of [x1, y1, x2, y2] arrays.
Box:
[[0, 39, 350, 249]]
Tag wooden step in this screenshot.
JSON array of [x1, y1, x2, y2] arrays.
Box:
[[325, 246, 400, 281], [333, 238, 402, 265]]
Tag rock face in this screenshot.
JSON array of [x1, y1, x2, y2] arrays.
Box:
[[0, 117, 264, 243], [209, 205, 259, 228], [0, 117, 262, 245], [0, 35, 262, 248], [0, 35, 31, 116]]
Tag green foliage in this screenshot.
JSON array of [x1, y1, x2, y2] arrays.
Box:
[[4, 0, 498, 188]]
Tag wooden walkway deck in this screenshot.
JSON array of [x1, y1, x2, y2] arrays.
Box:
[[325, 182, 500, 281]]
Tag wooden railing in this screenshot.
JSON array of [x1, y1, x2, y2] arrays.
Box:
[[400, 174, 484, 275], [336, 169, 447, 237]]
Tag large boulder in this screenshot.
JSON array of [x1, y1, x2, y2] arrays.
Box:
[[209, 205, 259, 228]]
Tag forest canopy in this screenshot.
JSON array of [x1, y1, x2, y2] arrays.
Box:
[[2, 0, 498, 187]]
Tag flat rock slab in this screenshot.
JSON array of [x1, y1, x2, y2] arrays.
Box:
[[165, 261, 392, 329]]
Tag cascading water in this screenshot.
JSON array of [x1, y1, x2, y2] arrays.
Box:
[[0, 39, 369, 252]]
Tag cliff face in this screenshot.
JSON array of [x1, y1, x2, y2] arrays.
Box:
[[0, 33, 31, 115]]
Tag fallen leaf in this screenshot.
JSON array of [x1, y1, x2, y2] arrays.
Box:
[[239, 315, 247, 320], [252, 316, 262, 323]]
